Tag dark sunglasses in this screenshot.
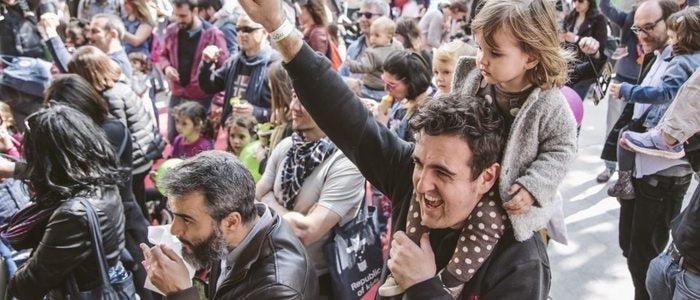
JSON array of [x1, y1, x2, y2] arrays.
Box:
[[631, 17, 664, 35], [354, 11, 379, 19], [235, 26, 263, 33]]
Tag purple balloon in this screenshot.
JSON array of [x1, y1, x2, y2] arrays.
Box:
[[561, 86, 584, 126]]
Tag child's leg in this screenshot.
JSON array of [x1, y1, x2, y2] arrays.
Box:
[[609, 130, 636, 199], [658, 70, 700, 143], [440, 195, 505, 297]]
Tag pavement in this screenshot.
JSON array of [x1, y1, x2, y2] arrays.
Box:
[[548, 99, 698, 300]]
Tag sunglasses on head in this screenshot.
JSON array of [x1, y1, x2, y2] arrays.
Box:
[[236, 26, 263, 33], [381, 74, 404, 91], [355, 11, 379, 19]]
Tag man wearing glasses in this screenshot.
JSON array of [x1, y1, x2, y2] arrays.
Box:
[[338, 0, 390, 77], [199, 14, 279, 126], [158, 0, 229, 143], [606, 1, 693, 299]]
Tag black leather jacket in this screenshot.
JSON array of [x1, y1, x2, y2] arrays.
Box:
[[8, 185, 126, 299], [167, 205, 319, 300]]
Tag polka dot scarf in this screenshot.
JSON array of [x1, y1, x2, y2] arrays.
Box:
[[279, 132, 337, 210], [405, 192, 507, 298]]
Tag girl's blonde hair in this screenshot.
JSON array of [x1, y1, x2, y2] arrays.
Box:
[[471, 0, 572, 89], [667, 6, 700, 56], [433, 41, 477, 66]]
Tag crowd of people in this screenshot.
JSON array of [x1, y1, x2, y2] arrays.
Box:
[[0, 0, 699, 298]]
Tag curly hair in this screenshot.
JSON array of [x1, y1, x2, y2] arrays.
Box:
[[667, 6, 700, 55], [410, 94, 506, 179], [471, 0, 573, 89], [23, 104, 122, 206]]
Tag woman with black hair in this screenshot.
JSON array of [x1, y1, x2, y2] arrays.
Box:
[[380, 50, 432, 143], [45, 74, 154, 300], [67, 45, 166, 221], [561, 0, 608, 99], [6, 104, 128, 299]]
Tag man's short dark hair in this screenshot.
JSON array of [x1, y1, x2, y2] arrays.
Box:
[[172, 0, 199, 10], [410, 94, 506, 179], [163, 151, 257, 223]]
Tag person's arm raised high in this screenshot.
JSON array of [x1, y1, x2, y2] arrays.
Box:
[[238, 0, 414, 202]]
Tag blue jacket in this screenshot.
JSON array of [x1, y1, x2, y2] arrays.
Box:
[[620, 50, 700, 128]]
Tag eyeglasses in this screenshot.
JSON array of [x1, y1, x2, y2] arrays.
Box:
[[574, 0, 586, 3], [235, 26, 263, 33], [355, 11, 379, 19], [631, 17, 664, 35]]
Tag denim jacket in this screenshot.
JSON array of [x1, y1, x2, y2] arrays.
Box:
[[620, 50, 700, 128]]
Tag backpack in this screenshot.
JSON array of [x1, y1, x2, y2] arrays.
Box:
[[326, 39, 342, 71]]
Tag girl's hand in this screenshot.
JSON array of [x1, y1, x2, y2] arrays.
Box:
[[503, 183, 535, 215]]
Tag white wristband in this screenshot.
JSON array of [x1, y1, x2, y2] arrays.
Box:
[[270, 19, 294, 42]]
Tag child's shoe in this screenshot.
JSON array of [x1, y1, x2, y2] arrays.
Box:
[[622, 129, 685, 160], [607, 170, 635, 200]]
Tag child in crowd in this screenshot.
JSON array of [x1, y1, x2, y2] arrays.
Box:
[[623, 70, 700, 160], [0, 102, 20, 157], [64, 18, 89, 53], [225, 114, 257, 156], [432, 41, 477, 96], [346, 16, 404, 101], [608, 7, 700, 199], [225, 114, 263, 181], [383, 0, 578, 297], [128, 52, 158, 125], [170, 101, 214, 158]]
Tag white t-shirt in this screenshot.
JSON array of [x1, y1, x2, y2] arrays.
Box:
[[260, 136, 365, 275]]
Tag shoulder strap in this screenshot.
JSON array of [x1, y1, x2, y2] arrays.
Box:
[[117, 122, 130, 158], [78, 198, 115, 291]]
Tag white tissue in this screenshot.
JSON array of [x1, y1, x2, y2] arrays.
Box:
[[144, 225, 197, 295]]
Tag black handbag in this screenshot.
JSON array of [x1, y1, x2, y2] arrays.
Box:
[[323, 187, 384, 300], [65, 199, 137, 300], [587, 54, 613, 106]]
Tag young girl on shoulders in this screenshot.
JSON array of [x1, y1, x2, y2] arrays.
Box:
[[452, 0, 578, 244]]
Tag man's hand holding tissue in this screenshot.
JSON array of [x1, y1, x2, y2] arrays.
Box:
[[140, 243, 193, 295]]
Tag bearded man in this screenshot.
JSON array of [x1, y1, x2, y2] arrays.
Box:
[[141, 150, 319, 299]]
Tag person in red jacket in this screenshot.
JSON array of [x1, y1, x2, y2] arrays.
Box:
[[156, 0, 228, 143]]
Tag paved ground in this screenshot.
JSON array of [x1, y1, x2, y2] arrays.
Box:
[[549, 99, 698, 300]]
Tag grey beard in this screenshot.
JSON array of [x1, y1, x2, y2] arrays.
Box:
[[182, 225, 228, 269]]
